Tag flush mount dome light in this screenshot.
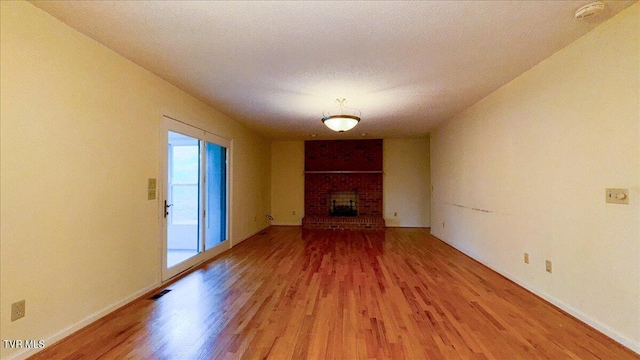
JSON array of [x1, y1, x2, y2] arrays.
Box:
[[575, 2, 605, 18], [321, 98, 361, 132]]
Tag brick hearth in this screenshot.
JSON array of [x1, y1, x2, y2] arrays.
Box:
[[302, 216, 385, 230]]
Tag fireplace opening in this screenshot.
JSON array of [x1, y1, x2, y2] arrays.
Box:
[[329, 191, 358, 217]]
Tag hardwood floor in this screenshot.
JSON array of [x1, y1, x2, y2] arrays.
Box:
[[31, 227, 637, 359]]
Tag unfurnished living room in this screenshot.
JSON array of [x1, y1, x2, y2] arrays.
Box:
[[0, 1, 638, 359]]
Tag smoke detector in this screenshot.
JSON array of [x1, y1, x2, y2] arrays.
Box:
[[575, 2, 605, 19]]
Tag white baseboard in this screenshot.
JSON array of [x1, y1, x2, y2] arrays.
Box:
[[435, 236, 640, 355], [4, 282, 160, 360], [232, 225, 271, 246]]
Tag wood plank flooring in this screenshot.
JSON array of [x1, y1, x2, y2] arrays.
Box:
[[30, 227, 638, 359]]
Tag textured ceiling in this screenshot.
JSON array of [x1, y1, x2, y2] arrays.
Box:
[[31, 1, 635, 140]]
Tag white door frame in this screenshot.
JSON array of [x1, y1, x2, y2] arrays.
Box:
[[159, 115, 232, 282]]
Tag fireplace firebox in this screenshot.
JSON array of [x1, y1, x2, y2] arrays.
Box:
[[329, 191, 358, 217]]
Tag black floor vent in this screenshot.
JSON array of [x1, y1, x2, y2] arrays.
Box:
[[149, 289, 171, 300]]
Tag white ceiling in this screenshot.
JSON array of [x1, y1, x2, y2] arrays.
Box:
[[31, 1, 635, 140]]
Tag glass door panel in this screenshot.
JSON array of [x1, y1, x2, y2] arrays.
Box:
[[167, 131, 201, 268], [205, 142, 227, 249]]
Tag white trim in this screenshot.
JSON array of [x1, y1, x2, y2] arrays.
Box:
[[164, 116, 205, 139], [233, 225, 271, 246], [433, 235, 640, 355], [160, 241, 231, 285], [203, 131, 231, 148], [156, 115, 165, 285], [202, 240, 231, 263], [4, 283, 160, 360]]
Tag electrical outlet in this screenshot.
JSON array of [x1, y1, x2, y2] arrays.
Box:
[[443, 221, 445, 228], [11, 300, 25, 322], [524, 253, 529, 264], [546, 260, 552, 273], [254, 216, 257, 222], [394, 212, 398, 217], [292, 211, 296, 215]]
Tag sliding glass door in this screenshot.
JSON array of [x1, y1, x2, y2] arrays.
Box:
[[161, 117, 230, 281]]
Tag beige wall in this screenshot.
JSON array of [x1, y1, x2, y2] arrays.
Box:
[[0, 2, 270, 359], [270, 139, 431, 228], [384, 138, 431, 227], [430, 4, 639, 353], [270, 141, 305, 225]]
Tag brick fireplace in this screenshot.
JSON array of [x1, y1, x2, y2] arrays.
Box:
[[302, 139, 385, 230]]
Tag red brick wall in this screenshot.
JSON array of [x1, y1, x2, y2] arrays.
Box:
[[304, 140, 383, 217], [305, 139, 382, 171]]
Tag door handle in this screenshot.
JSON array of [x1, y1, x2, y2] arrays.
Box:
[[164, 200, 173, 218]]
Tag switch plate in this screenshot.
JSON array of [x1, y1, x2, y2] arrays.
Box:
[[147, 178, 157, 200], [11, 300, 25, 322], [546, 260, 552, 273], [524, 253, 529, 264], [606, 188, 629, 204], [394, 212, 398, 217]]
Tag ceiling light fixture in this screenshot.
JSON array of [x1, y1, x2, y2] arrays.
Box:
[[321, 98, 361, 132], [575, 2, 605, 19]]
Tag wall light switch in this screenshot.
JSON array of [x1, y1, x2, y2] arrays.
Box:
[[546, 260, 552, 273], [524, 253, 529, 264], [148, 178, 157, 190], [606, 188, 629, 204], [148, 189, 156, 200]]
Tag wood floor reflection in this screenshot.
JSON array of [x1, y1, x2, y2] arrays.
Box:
[[30, 227, 637, 359]]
